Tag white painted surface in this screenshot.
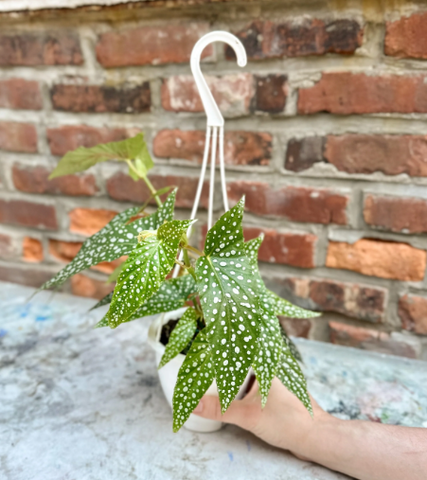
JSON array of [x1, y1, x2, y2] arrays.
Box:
[[0, 0, 151, 13], [1, 281, 426, 479]]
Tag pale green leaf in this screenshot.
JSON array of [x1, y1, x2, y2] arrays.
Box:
[[49, 133, 151, 178], [276, 340, 312, 415], [39, 190, 177, 292], [159, 307, 198, 369], [172, 330, 214, 432], [266, 289, 321, 319], [107, 263, 125, 283], [196, 198, 260, 413], [107, 219, 193, 328]]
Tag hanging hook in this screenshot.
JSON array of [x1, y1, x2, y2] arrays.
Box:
[[190, 31, 247, 127]]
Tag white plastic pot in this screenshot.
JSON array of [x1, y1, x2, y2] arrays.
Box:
[[147, 307, 251, 433]]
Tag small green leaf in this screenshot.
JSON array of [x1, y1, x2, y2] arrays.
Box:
[[276, 340, 312, 415], [139, 186, 175, 213], [266, 289, 321, 319], [94, 316, 109, 328], [49, 133, 150, 179], [281, 328, 303, 363], [196, 197, 260, 413], [107, 219, 193, 328], [90, 292, 113, 311], [159, 307, 198, 369], [172, 330, 215, 432]]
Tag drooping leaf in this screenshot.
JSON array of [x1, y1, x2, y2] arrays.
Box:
[[38, 190, 177, 292], [107, 219, 193, 328], [266, 289, 321, 319], [276, 340, 312, 415], [49, 133, 153, 179], [196, 198, 259, 413], [90, 292, 113, 311], [172, 330, 215, 432], [159, 307, 198, 369], [94, 274, 196, 327]]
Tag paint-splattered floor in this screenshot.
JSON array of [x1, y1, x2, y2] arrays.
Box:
[[1, 281, 426, 480]]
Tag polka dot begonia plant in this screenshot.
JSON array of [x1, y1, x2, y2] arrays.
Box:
[[37, 133, 321, 432]]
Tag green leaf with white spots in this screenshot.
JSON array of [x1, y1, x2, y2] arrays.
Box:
[[276, 340, 312, 416], [159, 307, 198, 369], [49, 133, 152, 179], [94, 274, 196, 328], [107, 219, 193, 328], [280, 328, 303, 363], [39, 190, 177, 292], [90, 292, 114, 311], [196, 198, 260, 413], [172, 330, 215, 432], [266, 289, 321, 319]]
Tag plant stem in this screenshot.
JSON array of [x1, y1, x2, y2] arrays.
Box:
[[184, 245, 204, 257], [126, 160, 162, 207], [182, 248, 197, 282]]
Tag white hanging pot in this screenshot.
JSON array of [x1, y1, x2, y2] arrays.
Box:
[[147, 307, 252, 433]]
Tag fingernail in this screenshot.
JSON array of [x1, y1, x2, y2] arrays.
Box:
[[194, 400, 203, 413]]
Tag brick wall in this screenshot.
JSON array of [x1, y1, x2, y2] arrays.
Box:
[[0, 0, 427, 359]]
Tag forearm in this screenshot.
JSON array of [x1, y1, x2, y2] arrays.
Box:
[[296, 414, 427, 480]]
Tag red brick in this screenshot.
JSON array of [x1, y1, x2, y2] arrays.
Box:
[[23, 237, 43, 263], [0, 199, 57, 230], [96, 24, 211, 67], [298, 73, 427, 114], [0, 233, 15, 258], [329, 321, 419, 359], [364, 194, 427, 234], [326, 239, 426, 281], [161, 74, 254, 116], [12, 164, 98, 197], [69, 208, 117, 236], [0, 122, 37, 153], [0, 32, 82, 66], [385, 12, 427, 59], [228, 181, 348, 224], [244, 227, 316, 268], [324, 134, 427, 177], [153, 129, 272, 166], [107, 172, 210, 209], [51, 83, 150, 113], [279, 317, 312, 338], [226, 19, 362, 60], [0, 264, 55, 288], [0, 79, 42, 110], [285, 137, 325, 172], [47, 125, 137, 157], [71, 273, 115, 300], [254, 75, 287, 113], [399, 294, 427, 335]]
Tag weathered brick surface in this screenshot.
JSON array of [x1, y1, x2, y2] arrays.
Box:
[[0, 122, 37, 153], [227, 181, 348, 224], [47, 125, 136, 156], [285, 137, 325, 172], [0, 233, 15, 259], [399, 295, 427, 335], [244, 227, 317, 268], [12, 164, 98, 197], [153, 129, 272, 166], [226, 19, 362, 60], [364, 194, 427, 234], [161, 74, 254, 116], [0, 264, 55, 288], [324, 134, 427, 177], [71, 273, 115, 299], [23, 237, 43, 263], [329, 321, 419, 358], [326, 239, 426, 281], [107, 172, 210, 209], [254, 75, 287, 113], [385, 12, 427, 59], [51, 84, 151, 113], [0, 199, 57, 230], [0, 32, 82, 66], [0, 79, 42, 110], [298, 73, 427, 114], [68, 208, 117, 236], [96, 24, 211, 67]]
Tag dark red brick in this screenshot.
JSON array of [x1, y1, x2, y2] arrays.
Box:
[[399, 294, 427, 335], [0, 79, 42, 110], [279, 317, 312, 338], [0, 122, 37, 153], [253, 75, 287, 113], [285, 137, 325, 172], [51, 83, 150, 113], [0, 199, 57, 230]]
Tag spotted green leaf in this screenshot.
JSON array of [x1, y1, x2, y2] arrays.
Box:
[[281, 328, 303, 363], [107, 219, 193, 328], [90, 292, 113, 311], [196, 198, 259, 413], [49, 133, 152, 179], [276, 340, 312, 415], [159, 307, 198, 369], [266, 289, 321, 319], [94, 274, 196, 328], [38, 191, 177, 292], [172, 330, 214, 432]]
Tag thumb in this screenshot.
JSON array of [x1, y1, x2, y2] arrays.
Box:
[[193, 395, 248, 427]]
